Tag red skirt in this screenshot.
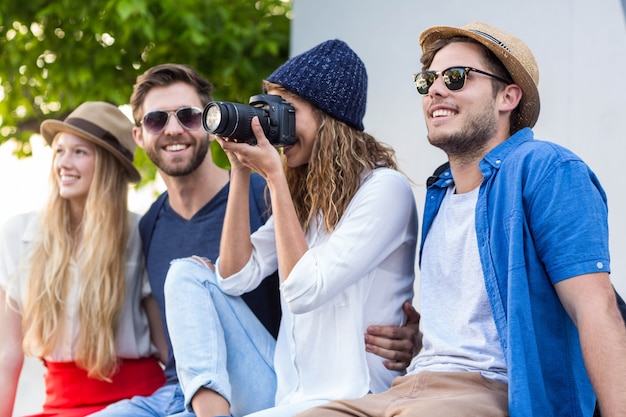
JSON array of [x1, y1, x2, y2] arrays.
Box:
[[23, 357, 165, 417]]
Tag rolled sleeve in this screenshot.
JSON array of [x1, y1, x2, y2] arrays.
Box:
[[216, 255, 257, 296], [280, 250, 320, 312], [216, 216, 280, 295]]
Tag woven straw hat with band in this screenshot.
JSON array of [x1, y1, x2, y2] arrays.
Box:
[[419, 22, 540, 131], [40, 101, 140, 183]]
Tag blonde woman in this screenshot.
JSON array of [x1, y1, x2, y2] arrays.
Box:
[[0, 102, 166, 417]]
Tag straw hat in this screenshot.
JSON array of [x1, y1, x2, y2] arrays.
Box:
[[40, 101, 140, 182], [419, 22, 540, 131]]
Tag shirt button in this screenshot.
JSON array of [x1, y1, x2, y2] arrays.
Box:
[[596, 262, 604, 269]]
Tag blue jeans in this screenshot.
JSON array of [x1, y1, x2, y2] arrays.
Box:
[[164, 257, 277, 417], [89, 383, 194, 417]]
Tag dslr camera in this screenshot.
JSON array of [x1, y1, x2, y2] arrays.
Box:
[[202, 94, 296, 146]]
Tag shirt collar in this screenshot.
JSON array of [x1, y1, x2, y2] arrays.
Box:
[[428, 127, 536, 189], [482, 127, 535, 169]]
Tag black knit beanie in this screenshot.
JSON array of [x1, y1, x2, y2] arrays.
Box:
[[266, 39, 368, 131]]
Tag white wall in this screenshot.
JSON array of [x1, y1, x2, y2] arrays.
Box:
[[290, 0, 626, 299]]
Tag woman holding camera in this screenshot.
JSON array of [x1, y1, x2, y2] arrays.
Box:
[[164, 39, 418, 417], [0, 102, 166, 417]]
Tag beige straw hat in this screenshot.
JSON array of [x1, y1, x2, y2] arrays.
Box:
[[40, 101, 140, 182], [419, 22, 540, 131]]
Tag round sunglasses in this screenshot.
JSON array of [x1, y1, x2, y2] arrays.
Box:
[[141, 106, 203, 134], [412, 66, 511, 95]]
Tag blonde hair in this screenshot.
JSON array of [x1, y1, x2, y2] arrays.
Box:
[[22, 138, 130, 380], [264, 82, 399, 233]]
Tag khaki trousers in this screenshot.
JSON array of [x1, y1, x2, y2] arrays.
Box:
[[295, 371, 508, 417]]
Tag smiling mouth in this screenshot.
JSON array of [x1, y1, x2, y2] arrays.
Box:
[[432, 109, 457, 118], [164, 143, 189, 152]]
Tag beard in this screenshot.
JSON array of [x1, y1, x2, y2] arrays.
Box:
[[146, 135, 210, 177], [427, 102, 498, 161]]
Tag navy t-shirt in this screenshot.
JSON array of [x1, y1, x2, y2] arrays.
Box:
[[139, 173, 281, 384]]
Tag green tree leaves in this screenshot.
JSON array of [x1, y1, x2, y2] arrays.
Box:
[[0, 0, 291, 179]]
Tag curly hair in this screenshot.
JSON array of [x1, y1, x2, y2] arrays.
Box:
[[264, 82, 399, 233]]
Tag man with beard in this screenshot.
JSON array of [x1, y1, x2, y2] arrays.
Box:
[[92, 63, 420, 417], [295, 22, 626, 417]]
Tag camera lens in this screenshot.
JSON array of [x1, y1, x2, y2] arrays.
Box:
[[203, 104, 222, 132], [202, 96, 296, 147], [202, 101, 264, 144]]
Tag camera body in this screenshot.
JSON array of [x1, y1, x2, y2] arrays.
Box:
[[202, 94, 296, 146]]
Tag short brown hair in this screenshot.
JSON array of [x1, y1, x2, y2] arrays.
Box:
[[130, 63, 214, 125]]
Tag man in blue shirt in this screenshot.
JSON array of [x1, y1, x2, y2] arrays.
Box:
[[93, 63, 420, 417], [296, 22, 626, 417]]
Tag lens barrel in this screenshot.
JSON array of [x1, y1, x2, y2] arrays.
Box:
[[202, 101, 265, 144], [202, 95, 295, 147]]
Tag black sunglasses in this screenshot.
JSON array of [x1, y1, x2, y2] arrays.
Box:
[[141, 106, 203, 134], [412, 66, 511, 95]]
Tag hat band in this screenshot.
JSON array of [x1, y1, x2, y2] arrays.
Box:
[[468, 29, 511, 53], [65, 117, 134, 162]]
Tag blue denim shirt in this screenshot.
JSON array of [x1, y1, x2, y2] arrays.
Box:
[[421, 128, 610, 416]]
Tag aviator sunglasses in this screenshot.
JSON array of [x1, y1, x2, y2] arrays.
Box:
[[141, 106, 203, 134], [413, 66, 511, 95]]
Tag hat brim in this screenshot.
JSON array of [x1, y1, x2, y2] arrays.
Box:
[[419, 25, 540, 130], [41, 119, 141, 183]]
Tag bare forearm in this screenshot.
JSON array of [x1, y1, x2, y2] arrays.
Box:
[[0, 361, 22, 417], [556, 274, 626, 416], [0, 291, 24, 416], [143, 295, 168, 364], [579, 305, 626, 416], [219, 168, 253, 277], [266, 172, 307, 280]]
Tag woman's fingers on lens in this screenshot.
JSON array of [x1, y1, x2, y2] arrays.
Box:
[[251, 117, 269, 142]]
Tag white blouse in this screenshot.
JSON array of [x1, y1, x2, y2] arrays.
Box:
[[217, 168, 418, 405], [0, 211, 157, 361]]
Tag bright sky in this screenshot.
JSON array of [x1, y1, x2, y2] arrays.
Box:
[[0, 136, 51, 224]]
